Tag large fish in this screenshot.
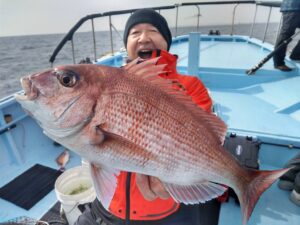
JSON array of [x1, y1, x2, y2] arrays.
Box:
[[15, 58, 289, 224]]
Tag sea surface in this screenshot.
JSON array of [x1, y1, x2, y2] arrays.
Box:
[[1, 23, 298, 99]]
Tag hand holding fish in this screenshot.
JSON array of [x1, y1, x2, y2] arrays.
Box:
[[136, 174, 170, 200]]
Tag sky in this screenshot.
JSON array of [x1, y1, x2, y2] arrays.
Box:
[[0, 0, 282, 37]]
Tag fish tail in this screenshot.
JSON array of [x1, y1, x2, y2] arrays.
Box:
[[236, 167, 290, 225]]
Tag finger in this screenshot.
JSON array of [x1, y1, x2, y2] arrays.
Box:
[[123, 57, 141, 71], [149, 177, 170, 200], [134, 64, 167, 77], [135, 174, 157, 201], [127, 57, 160, 74]]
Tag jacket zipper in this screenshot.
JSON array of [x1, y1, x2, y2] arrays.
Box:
[[125, 172, 132, 225]]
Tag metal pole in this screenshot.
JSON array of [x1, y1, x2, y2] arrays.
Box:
[[195, 5, 200, 32], [71, 39, 76, 64], [91, 19, 97, 62], [109, 15, 114, 55], [275, 14, 283, 44], [175, 4, 179, 37], [263, 7, 272, 43], [230, 4, 239, 35], [110, 23, 123, 42], [250, 4, 258, 38], [188, 32, 201, 75]]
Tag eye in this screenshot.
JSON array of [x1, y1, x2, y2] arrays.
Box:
[[129, 30, 140, 36], [149, 29, 158, 33], [54, 70, 79, 87]]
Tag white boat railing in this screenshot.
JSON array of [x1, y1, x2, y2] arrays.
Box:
[[49, 1, 282, 66]]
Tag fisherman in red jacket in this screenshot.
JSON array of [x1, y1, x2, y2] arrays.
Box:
[[75, 9, 216, 225]]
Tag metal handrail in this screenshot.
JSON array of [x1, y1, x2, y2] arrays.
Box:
[[250, 4, 258, 38], [262, 6, 273, 42], [231, 4, 239, 36], [194, 5, 201, 32], [255, 1, 281, 7], [49, 13, 103, 65], [49, 6, 175, 65], [180, 1, 256, 6], [49, 1, 281, 65], [91, 19, 97, 61]]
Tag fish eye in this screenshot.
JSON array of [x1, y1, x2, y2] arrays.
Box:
[[54, 70, 79, 87]]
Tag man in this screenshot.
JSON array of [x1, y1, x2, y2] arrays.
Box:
[[75, 9, 216, 225], [273, 0, 300, 71]]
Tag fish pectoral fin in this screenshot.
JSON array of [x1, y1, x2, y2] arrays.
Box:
[[163, 181, 227, 204], [90, 163, 120, 209], [87, 124, 106, 145]]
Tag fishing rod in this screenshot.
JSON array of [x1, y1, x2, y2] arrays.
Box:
[[246, 30, 300, 75]]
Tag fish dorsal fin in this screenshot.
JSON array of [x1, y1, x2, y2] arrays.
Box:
[[156, 79, 227, 145], [90, 163, 120, 209], [164, 181, 227, 204], [195, 111, 227, 145], [124, 58, 227, 144]]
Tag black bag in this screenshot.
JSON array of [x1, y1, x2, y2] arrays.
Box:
[[223, 133, 261, 204], [224, 133, 261, 169]]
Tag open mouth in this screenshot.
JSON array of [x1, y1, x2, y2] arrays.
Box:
[[138, 50, 153, 59], [15, 77, 38, 101]]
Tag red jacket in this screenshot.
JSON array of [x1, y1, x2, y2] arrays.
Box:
[[109, 49, 213, 220]]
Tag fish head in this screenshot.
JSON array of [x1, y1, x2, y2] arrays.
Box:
[[15, 64, 103, 139]]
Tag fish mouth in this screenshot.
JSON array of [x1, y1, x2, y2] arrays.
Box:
[[15, 77, 39, 101], [138, 49, 153, 59]]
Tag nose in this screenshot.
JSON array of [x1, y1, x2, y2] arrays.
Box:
[[138, 31, 150, 44]]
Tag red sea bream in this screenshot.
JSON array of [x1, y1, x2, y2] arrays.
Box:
[[15, 58, 290, 224]]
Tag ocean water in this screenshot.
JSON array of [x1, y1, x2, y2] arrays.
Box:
[[1, 23, 297, 100], [0, 31, 123, 99]]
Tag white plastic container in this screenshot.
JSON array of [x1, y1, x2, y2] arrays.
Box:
[[55, 166, 96, 225]]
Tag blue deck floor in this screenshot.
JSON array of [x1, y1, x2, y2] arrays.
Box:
[[171, 35, 300, 146], [219, 144, 300, 225], [0, 115, 81, 221], [172, 35, 297, 72], [220, 183, 300, 225]]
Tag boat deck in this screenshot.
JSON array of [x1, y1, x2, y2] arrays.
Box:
[[0, 111, 81, 221], [220, 145, 299, 225], [173, 35, 296, 72], [1, 34, 299, 224]]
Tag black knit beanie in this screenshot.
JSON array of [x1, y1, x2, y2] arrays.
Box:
[[123, 9, 172, 51]]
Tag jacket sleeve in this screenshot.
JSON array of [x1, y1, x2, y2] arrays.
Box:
[[176, 74, 213, 113]]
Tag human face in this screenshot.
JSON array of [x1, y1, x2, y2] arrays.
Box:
[[126, 23, 168, 60]]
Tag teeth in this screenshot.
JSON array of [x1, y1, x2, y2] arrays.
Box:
[[139, 50, 152, 53], [16, 78, 38, 100]]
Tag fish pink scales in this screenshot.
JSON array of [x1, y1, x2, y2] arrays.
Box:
[[15, 58, 291, 224]]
